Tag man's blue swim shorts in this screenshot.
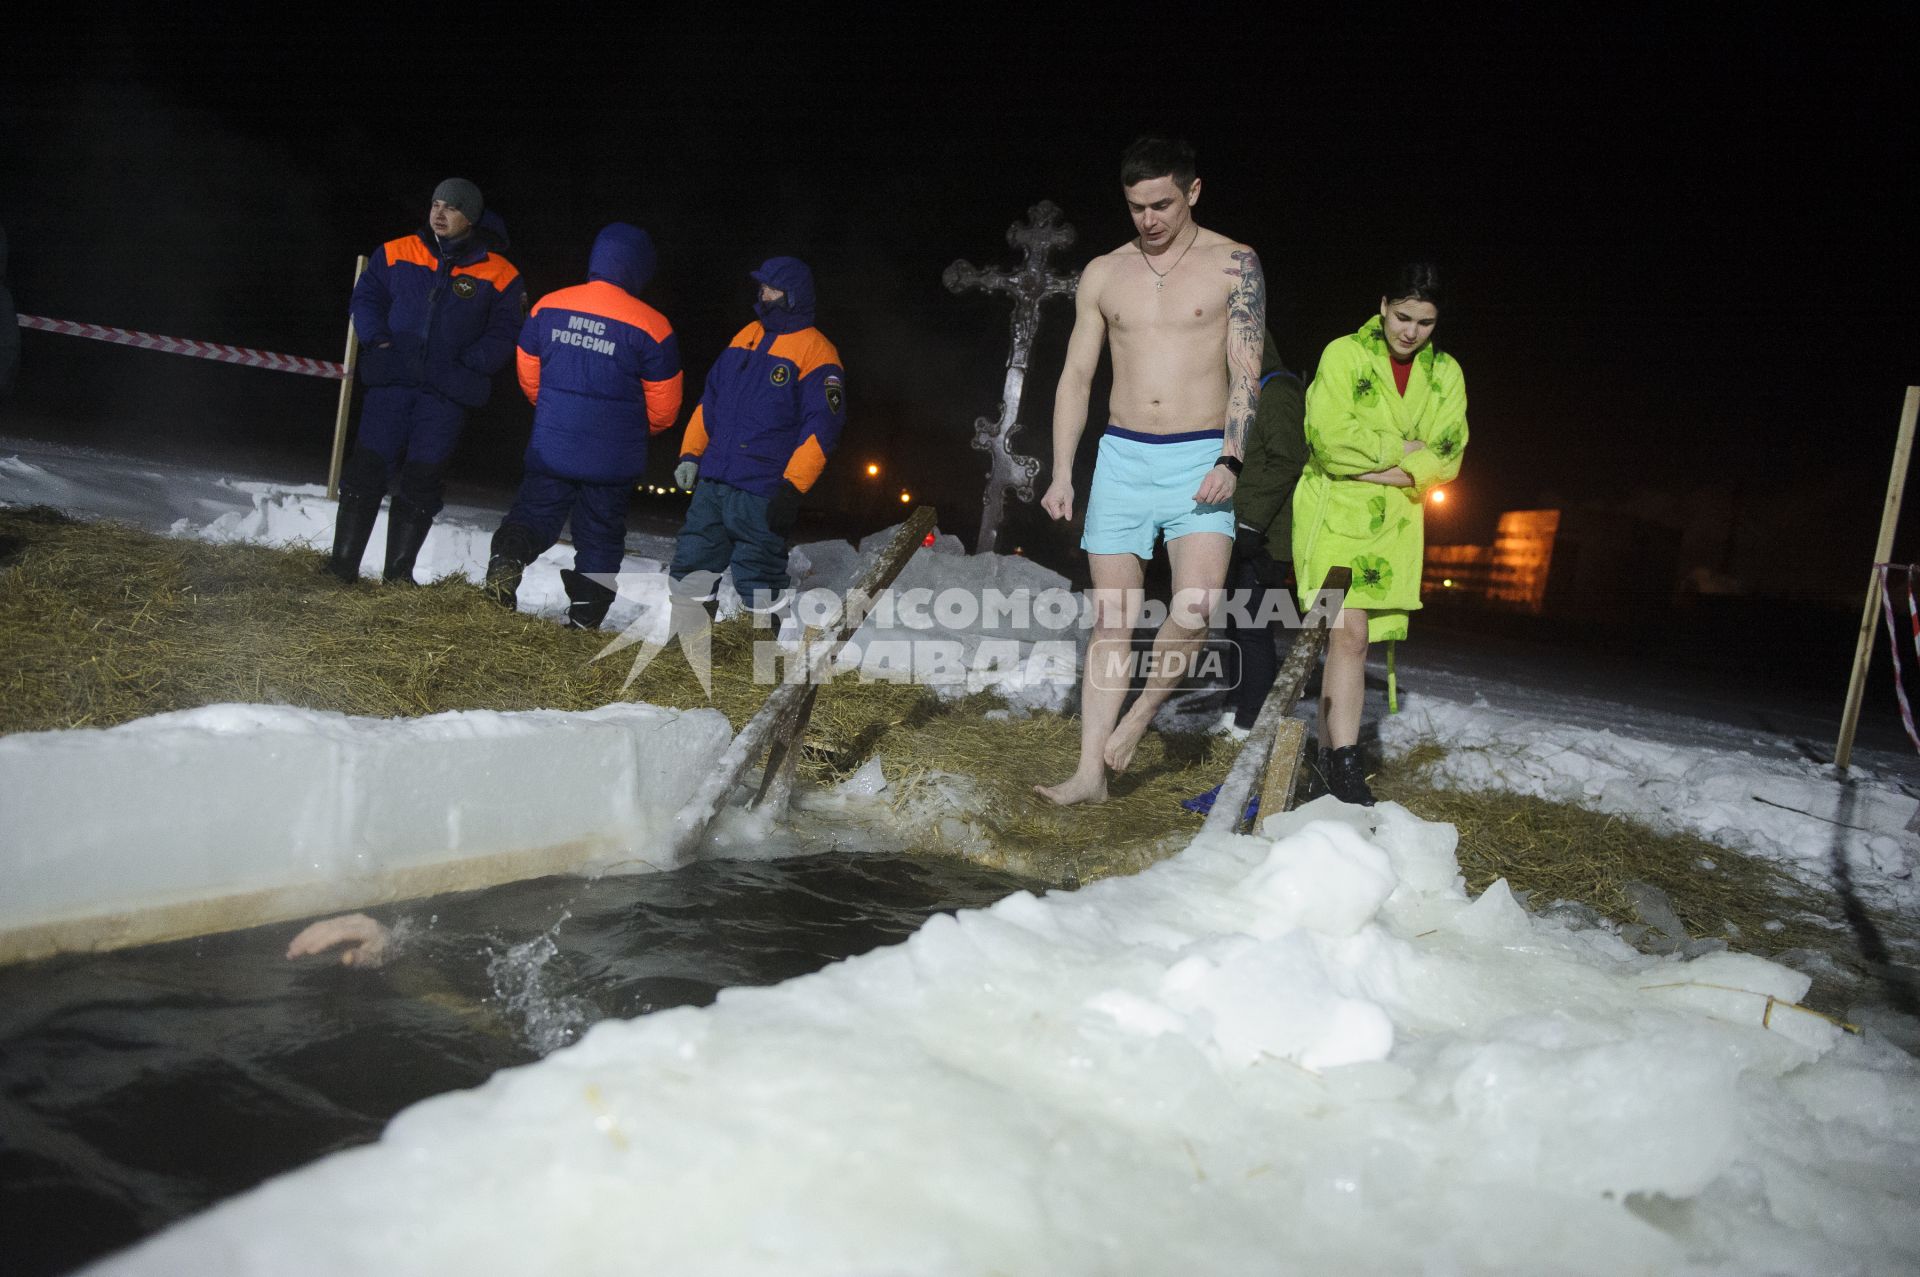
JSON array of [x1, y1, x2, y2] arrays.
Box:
[[1080, 425, 1235, 559]]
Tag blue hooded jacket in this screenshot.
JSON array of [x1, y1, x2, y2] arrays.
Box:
[[682, 256, 847, 497], [515, 223, 683, 484]]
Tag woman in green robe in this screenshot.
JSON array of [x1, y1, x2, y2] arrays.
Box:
[[1291, 263, 1467, 804]]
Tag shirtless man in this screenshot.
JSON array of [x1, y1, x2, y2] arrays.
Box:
[[1036, 136, 1265, 806]]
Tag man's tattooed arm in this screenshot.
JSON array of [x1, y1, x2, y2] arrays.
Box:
[[1223, 248, 1266, 459]]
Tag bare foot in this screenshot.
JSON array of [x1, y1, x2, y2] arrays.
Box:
[[286, 913, 392, 968], [1102, 710, 1151, 773], [1034, 769, 1108, 806]]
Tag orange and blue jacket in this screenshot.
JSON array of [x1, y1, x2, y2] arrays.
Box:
[[350, 228, 525, 408], [515, 223, 683, 484], [680, 256, 847, 498]]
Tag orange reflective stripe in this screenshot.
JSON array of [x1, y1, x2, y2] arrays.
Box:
[[682, 405, 709, 457], [784, 436, 828, 493], [528, 282, 673, 343], [384, 236, 519, 294], [767, 329, 841, 379], [516, 347, 540, 405], [580, 281, 673, 343], [454, 254, 520, 291], [645, 370, 684, 433], [384, 236, 438, 270]]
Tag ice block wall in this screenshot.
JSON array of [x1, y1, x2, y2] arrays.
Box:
[[0, 701, 734, 961]]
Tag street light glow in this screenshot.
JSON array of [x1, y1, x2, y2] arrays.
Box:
[[866, 462, 880, 477], [1429, 488, 1447, 504], [899, 491, 911, 504]]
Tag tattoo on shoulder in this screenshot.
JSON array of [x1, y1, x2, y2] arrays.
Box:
[[1225, 248, 1265, 319]]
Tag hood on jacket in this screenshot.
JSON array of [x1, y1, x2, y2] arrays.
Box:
[[588, 223, 657, 296], [478, 210, 512, 253], [751, 255, 816, 332], [421, 226, 486, 265]]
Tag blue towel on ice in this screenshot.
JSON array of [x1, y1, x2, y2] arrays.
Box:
[[1181, 784, 1258, 824]]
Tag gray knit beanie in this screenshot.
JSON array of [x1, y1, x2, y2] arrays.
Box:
[[432, 178, 484, 225]]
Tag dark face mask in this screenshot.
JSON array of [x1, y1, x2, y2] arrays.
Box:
[[752, 284, 791, 325]]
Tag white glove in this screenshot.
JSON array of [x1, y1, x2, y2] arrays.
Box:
[[675, 460, 699, 491]]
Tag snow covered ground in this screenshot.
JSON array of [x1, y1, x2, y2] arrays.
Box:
[[1384, 693, 1919, 909], [5, 436, 1920, 1273]]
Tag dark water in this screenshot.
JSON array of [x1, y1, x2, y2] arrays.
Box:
[[0, 852, 1032, 1276]]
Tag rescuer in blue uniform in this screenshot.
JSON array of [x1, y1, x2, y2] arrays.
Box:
[[670, 256, 846, 621], [327, 178, 525, 584], [487, 223, 684, 628]]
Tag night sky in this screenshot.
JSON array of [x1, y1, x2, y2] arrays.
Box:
[[3, 9, 1915, 585]]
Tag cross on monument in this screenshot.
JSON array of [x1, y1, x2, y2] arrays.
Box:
[[943, 200, 1079, 555]]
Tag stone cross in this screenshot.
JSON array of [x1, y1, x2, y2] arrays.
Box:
[[943, 200, 1079, 555]]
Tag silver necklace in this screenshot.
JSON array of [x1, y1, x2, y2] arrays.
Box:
[[1138, 225, 1197, 292]]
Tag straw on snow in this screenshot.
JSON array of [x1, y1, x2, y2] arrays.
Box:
[[7, 504, 1894, 993]]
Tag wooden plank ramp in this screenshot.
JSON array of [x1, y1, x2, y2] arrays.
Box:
[[1202, 570, 1346, 836], [655, 507, 939, 866]]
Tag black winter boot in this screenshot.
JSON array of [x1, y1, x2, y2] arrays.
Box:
[[382, 498, 435, 585], [561, 567, 617, 630], [486, 523, 537, 610], [324, 492, 382, 584], [1324, 745, 1376, 807]]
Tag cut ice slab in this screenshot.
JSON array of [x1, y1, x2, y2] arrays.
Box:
[[0, 701, 733, 960]]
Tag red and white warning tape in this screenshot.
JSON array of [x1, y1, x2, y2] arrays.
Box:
[[1875, 563, 1920, 754], [17, 314, 345, 380]]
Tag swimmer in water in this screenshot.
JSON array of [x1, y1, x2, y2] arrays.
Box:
[[286, 913, 393, 968]]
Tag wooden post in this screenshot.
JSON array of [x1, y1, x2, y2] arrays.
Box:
[[1258, 718, 1309, 823], [656, 507, 939, 864], [1203, 571, 1346, 835], [325, 255, 368, 500], [750, 680, 820, 817], [1836, 386, 1920, 770]]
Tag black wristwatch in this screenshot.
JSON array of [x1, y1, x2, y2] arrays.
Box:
[[1215, 455, 1244, 475]]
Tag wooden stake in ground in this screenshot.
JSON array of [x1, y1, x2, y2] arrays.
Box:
[[1836, 386, 1919, 770], [325, 255, 368, 500], [658, 507, 940, 864], [1204, 571, 1346, 835], [1258, 718, 1309, 823]]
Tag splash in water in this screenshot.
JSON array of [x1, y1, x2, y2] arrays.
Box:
[[485, 911, 593, 1055]]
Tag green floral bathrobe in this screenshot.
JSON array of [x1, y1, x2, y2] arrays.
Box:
[[1291, 316, 1468, 643]]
